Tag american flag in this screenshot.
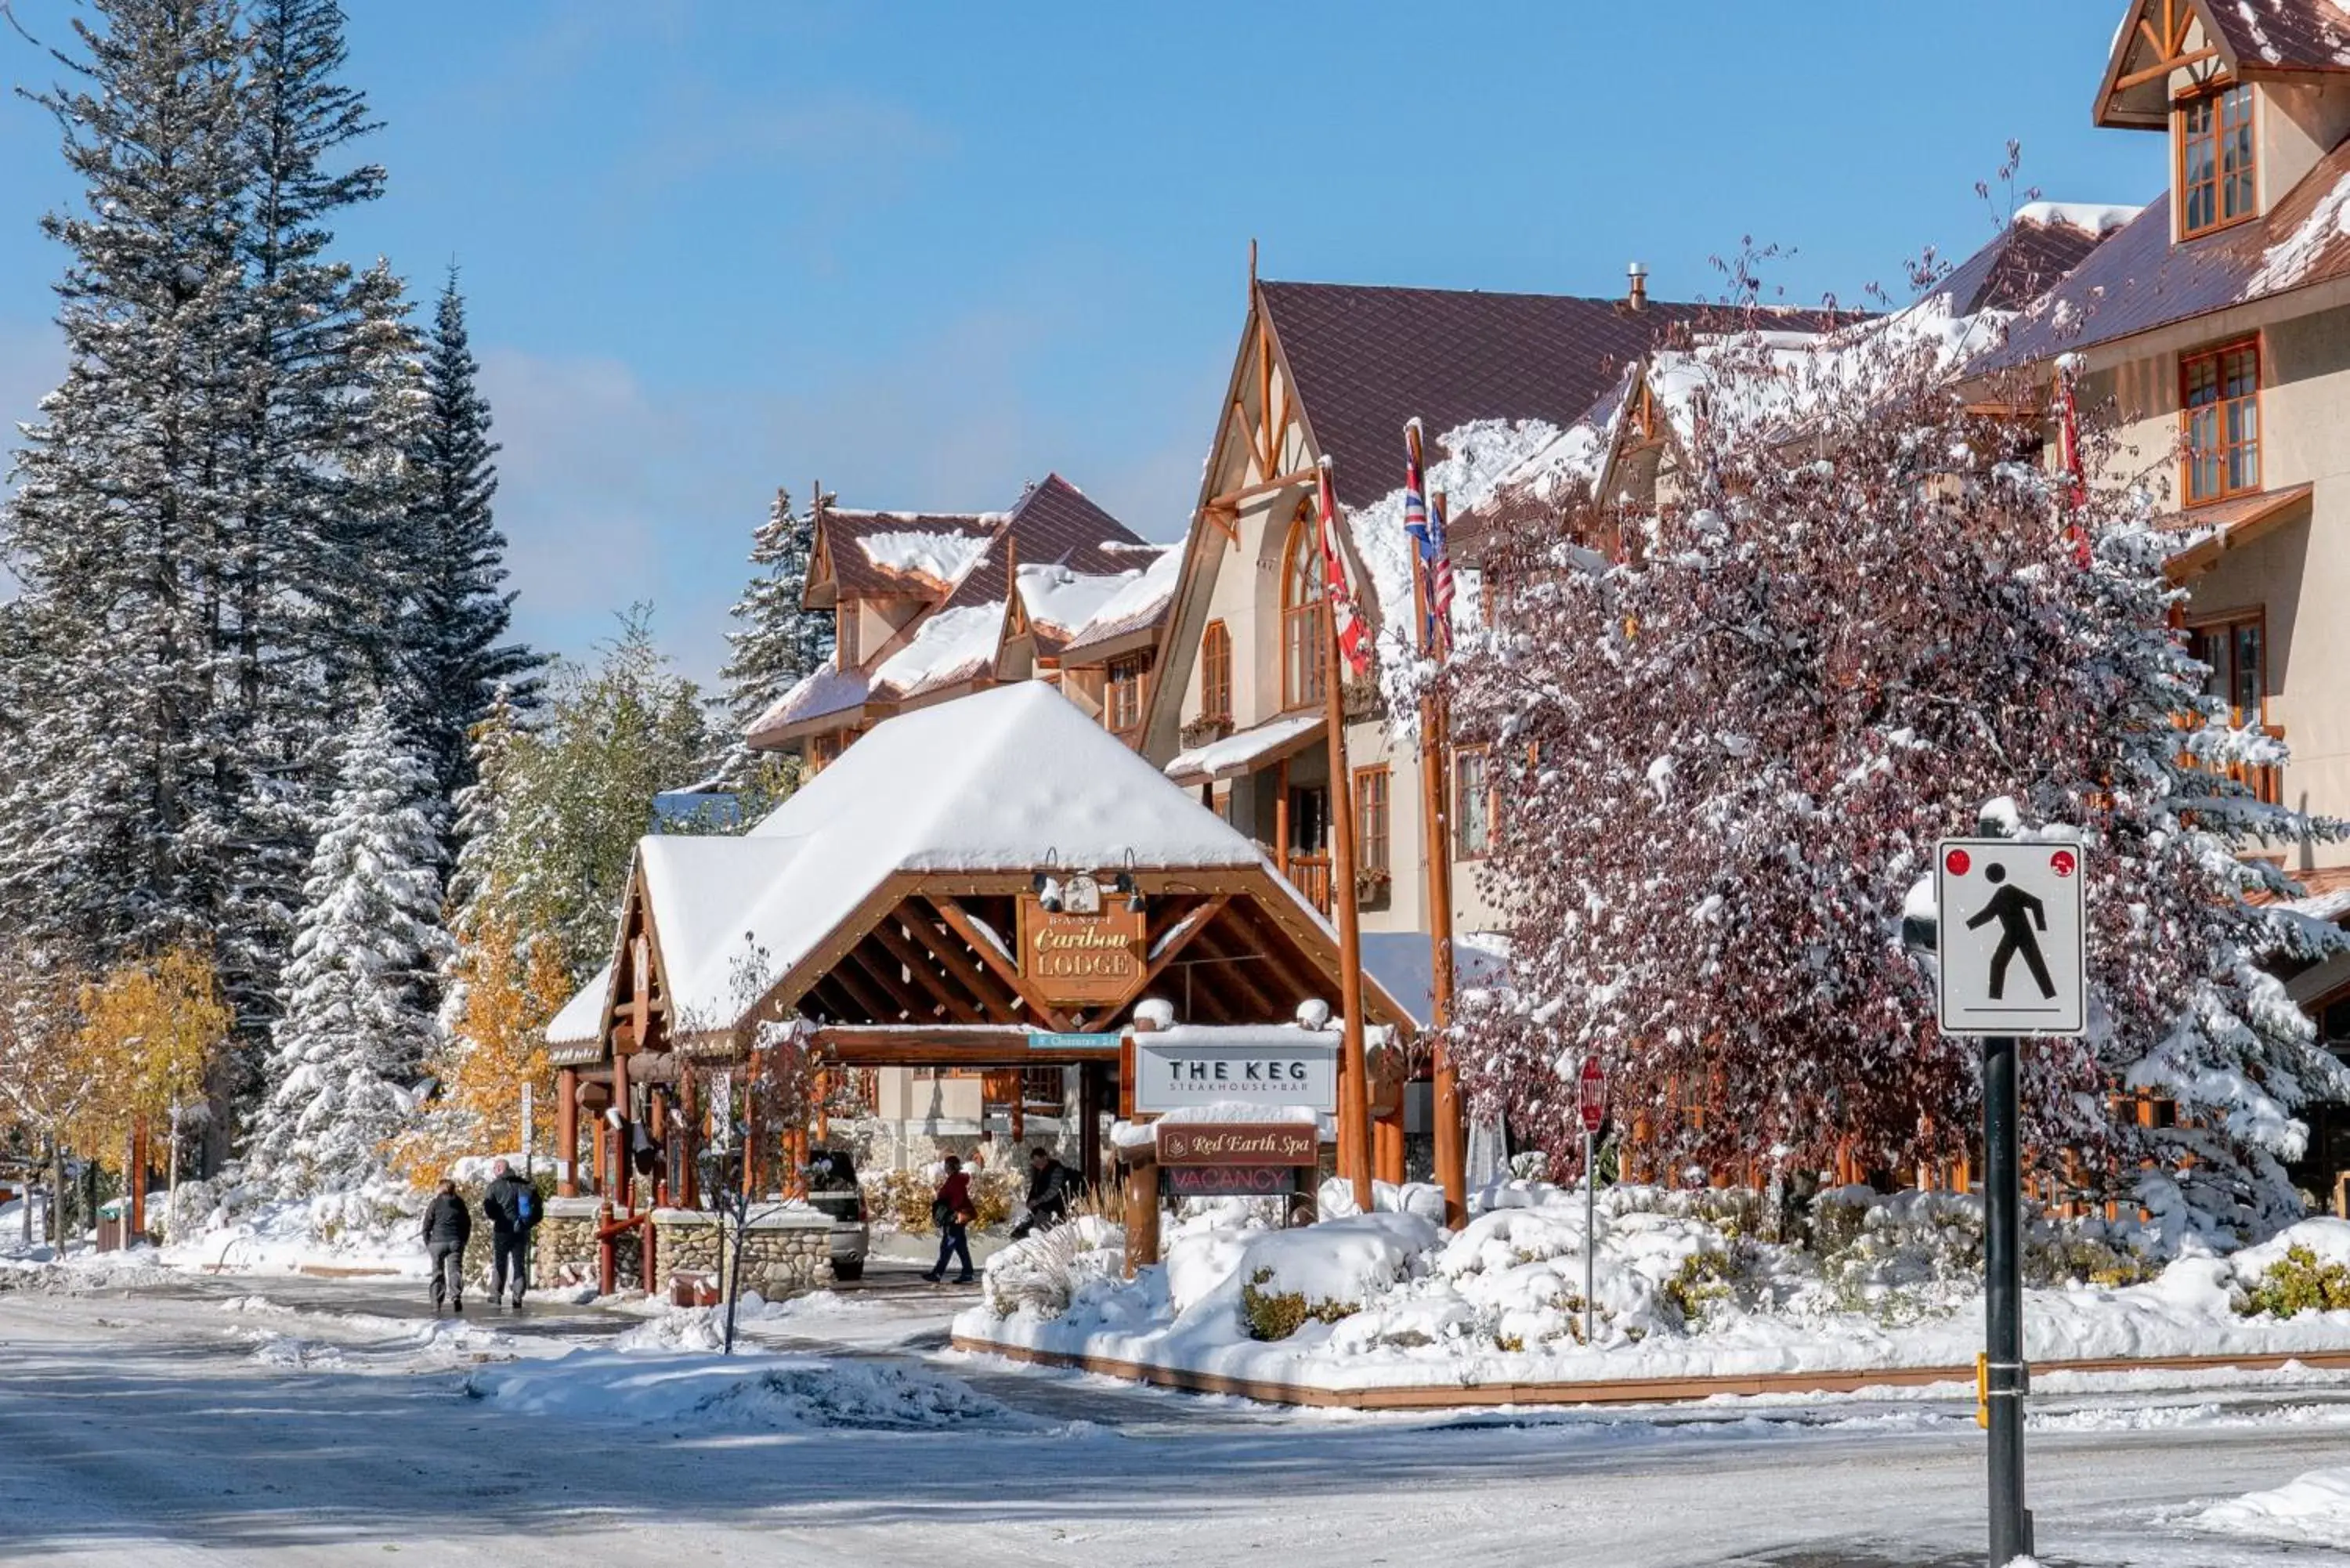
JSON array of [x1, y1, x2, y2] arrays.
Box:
[[1402, 420, 1455, 656], [1316, 457, 1372, 679]]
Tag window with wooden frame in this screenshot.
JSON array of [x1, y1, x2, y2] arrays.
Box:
[[2182, 337, 2260, 503], [2186, 610, 2266, 726], [1450, 746, 1495, 860], [1200, 620, 1233, 723], [2178, 84, 2256, 240], [2183, 608, 2281, 804], [1354, 765, 1390, 878], [834, 602, 860, 667], [1281, 501, 1329, 711], [1107, 652, 1152, 739], [807, 731, 843, 774]]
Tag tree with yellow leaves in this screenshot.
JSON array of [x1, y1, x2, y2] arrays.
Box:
[[73, 946, 233, 1234], [0, 952, 92, 1245], [396, 910, 568, 1183]]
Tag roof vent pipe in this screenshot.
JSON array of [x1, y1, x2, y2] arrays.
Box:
[[1626, 261, 1648, 312]]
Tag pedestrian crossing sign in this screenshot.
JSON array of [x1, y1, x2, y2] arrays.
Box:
[[1934, 839, 2087, 1037]]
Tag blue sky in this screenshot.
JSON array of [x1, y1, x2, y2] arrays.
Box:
[[0, 0, 2166, 687]]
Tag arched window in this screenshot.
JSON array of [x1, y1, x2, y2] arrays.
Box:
[[1280, 500, 1328, 711]]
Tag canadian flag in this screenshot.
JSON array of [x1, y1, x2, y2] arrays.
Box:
[[1316, 457, 1372, 679]]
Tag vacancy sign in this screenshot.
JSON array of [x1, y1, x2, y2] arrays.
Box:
[[1934, 839, 2087, 1036]]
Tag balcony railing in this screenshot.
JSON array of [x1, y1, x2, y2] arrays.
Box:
[[1282, 851, 1334, 917]]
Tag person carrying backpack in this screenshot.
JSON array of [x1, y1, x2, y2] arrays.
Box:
[[481, 1159, 538, 1310], [1010, 1147, 1074, 1240], [421, 1179, 472, 1315], [920, 1155, 977, 1284]]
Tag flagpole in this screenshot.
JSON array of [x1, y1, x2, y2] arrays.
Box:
[[1416, 480, 1465, 1230], [1317, 457, 1376, 1216]]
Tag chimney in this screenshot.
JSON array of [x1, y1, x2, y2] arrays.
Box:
[[1625, 260, 1648, 313]]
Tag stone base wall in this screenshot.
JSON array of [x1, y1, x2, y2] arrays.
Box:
[[536, 1198, 609, 1288], [650, 1208, 831, 1300]]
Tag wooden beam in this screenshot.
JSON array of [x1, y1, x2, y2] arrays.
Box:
[[866, 919, 989, 1025], [896, 901, 1025, 1017], [929, 897, 1079, 1032], [1108, 895, 1227, 1015], [1205, 467, 1321, 512], [842, 941, 936, 1023], [2137, 14, 2167, 59], [1177, 918, 1285, 1021], [826, 952, 906, 1024], [2115, 45, 2216, 91]]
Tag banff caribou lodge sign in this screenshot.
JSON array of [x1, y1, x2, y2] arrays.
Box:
[[1017, 889, 1146, 1007]]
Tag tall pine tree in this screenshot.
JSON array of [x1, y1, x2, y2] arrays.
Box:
[[248, 706, 448, 1194], [1, 0, 256, 966], [714, 486, 833, 792], [406, 271, 540, 809]]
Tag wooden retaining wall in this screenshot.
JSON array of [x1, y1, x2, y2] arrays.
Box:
[[949, 1335, 2350, 1410]]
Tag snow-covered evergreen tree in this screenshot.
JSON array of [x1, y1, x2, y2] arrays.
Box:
[[0, 0, 257, 966], [248, 707, 450, 1194], [406, 271, 540, 807], [714, 486, 833, 792], [1443, 301, 2348, 1237]]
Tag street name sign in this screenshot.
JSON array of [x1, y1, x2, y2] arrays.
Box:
[[1934, 839, 2087, 1037]]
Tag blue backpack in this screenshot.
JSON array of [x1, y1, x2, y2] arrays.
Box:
[[517, 1187, 534, 1224]]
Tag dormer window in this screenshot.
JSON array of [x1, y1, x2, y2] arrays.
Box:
[[2178, 84, 2254, 238]]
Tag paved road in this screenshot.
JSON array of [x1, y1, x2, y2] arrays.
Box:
[[2, 1274, 2346, 1566]]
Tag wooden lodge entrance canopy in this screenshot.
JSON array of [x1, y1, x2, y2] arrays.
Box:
[[546, 683, 1411, 1081]]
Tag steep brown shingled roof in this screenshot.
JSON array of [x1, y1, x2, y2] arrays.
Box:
[[938, 474, 1152, 612], [1259, 280, 1851, 509], [1933, 211, 2123, 316], [815, 508, 998, 600], [2204, 0, 2350, 72], [1980, 135, 2350, 370]]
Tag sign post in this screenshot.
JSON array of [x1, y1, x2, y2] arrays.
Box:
[[520, 1082, 535, 1187], [1935, 836, 2087, 1568], [1578, 1055, 1606, 1348]]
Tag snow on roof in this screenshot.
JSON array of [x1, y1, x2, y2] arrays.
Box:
[[610, 684, 1285, 1038], [859, 529, 994, 586], [2011, 200, 2143, 235], [1015, 562, 1141, 638], [1165, 711, 1323, 785], [2249, 168, 2350, 298], [870, 602, 1006, 698], [1061, 543, 1181, 652], [1343, 417, 1567, 708], [546, 962, 613, 1045], [744, 656, 871, 740]]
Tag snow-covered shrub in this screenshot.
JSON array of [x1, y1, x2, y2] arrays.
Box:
[[982, 1215, 1124, 1321], [860, 1166, 1021, 1234], [1234, 1214, 1438, 1341], [2236, 1248, 2350, 1318]]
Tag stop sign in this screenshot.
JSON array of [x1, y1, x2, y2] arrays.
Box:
[[1578, 1056, 1606, 1134]]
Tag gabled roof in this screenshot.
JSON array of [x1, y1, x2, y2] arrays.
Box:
[[937, 474, 1152, 612], [812, 507, 1000, 602], [1931, 203, 2138, 316], [2098, 0, 2350, 129], [1257, 280, 1853, 509], [1977, 137, 2350, 370], [550, 683, 1382, 1043]]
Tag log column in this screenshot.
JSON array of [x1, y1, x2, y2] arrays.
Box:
[[556, 1068, 580, 1198]]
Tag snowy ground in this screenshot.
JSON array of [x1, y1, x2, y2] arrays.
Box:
[[5, 1265, 2350, 1563]]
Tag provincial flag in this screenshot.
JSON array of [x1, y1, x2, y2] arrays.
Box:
[[1402, 419, 1456, 656], [1316, 457, 1372, 679]]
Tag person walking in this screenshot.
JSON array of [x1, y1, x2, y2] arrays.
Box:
[[920, 1155, 976, 1284], [421, 1178, 472, 1315], [1010, 1146, 1073, 1241], [481, 1159, 538, 1310]]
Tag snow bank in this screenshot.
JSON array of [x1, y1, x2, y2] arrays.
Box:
[[957, 1183, 2350, 1394], [2192, 1465, 2350, 1548], [466, 1349, 1026, 1430], [157, 1183, 428, 1277]]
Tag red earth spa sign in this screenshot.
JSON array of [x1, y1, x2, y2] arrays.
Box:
[[1155, 1122, 1320, 1200]]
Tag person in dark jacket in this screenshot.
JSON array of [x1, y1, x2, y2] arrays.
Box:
[[920, 1155, 976, 1284], [1010, 1147, 1073, 1240], [421, 1179, 472, 1314], [481, 1159, 537, 1310]]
